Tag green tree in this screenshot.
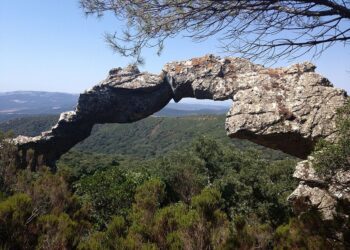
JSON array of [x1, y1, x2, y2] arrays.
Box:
[[128, 178, 165, 241], [75, 167, 149, 227], [148, 150, 207, 204], [128, 183, 230, 249], [274, 211, 334, 249], [228, 215, 273, 249], [36, 213, 79, 250], [192, 136, 224, 183], [0, 130, 17, 197], [78, 216, 127, 250], [313, 101, 350, 175], [0, 193, 36, 249]]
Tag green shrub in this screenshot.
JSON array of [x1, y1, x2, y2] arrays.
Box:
[[313, 101, 350, 175], [0, 131, 17, 196], [36, 213, 78, 250], [274, 211, 333, 249], [228, 215, 273, 249], [0, 193, 36, 249], [75, 168, 149, 227]]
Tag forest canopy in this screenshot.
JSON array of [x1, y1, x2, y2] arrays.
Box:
[[1, 127, 349, 248]]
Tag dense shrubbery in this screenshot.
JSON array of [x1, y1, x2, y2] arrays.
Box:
[[75, 167, 149, 227], [273, 211, 334, 250], [79, 182, 231, 249], [0, 129, 346, 249]]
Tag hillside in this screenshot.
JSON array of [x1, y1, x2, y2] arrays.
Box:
[[0, 114, 289, 160], [0, 115, 59, 136], [74, 115, 232, 158]]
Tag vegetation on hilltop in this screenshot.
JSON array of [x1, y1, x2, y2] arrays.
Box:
[[0, 115, 58, 136], [0, 114, 289, 161], [1, 127, 348, 248], [1, 105, 350, 248]]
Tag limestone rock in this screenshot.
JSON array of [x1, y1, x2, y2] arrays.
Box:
[[224, 62, 346, 158], [163, 55, 347, 158], [288, 157, 350, 221], [288, 183, 336, 220], [13, 55, 347, 168], [14, 66, 173, 169], [77, 67, 172, 123], [163, 55, 262, 101]]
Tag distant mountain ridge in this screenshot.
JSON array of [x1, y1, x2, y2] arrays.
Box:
[[0, 91, 230, 121], [0, 91, 78, 114]]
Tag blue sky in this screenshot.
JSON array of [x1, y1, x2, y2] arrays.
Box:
[[1, 0, 349, 96]]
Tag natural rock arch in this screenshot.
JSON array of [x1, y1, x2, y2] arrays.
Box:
[[13, 55, 347, 169]]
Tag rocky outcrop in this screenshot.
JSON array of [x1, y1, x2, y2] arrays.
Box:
[[288, 157, 350, 221], [287, 157, 350, 243], [14, 65, 173, 169], [164, 55, 347, 158], [13, 55, 347, 169]]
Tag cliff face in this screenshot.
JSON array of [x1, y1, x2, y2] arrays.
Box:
[[11, 55, 348, 223]]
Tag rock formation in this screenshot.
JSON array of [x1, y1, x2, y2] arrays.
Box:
[[288, 157, 350, 220], [13, 55, 347, 170], [164, 55, 346, 158], [14, 65, 173, 169], [9, 54, 349, 240]]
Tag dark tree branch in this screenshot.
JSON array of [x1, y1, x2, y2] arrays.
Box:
[[79, 0, 350, 62]]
